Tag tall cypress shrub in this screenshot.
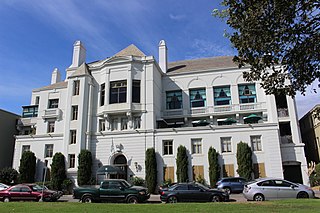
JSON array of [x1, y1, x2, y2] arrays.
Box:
[[208, 147, 220, 187], [145, 148, 157, 193], [77, 150, 92, 186], [19, 151, 36, 183], [51, 152, 66, 190], [236, 142, 253, 180], [176, 145, 189, 182]]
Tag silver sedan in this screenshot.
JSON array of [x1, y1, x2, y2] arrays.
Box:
[[243, 178, 315, 201]]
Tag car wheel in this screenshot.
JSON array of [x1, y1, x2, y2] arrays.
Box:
[[253, 194, 265, 201], [127, 196, 138, 204], [81, 195, 93, 203], [211, 195, 221, 202], [167, 196, 178, 203], [3, 197, 10, 202], [224, 187, 231, 195], [297, 192, 309, 199]]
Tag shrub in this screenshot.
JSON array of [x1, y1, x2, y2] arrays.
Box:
[[77, 150, 92, 186], [195, 175, 206, 185], [0, 167, 19, 185], [310, 163, 320, 187], [62, 179, 74, 194], [208, 147, 220, 187], [176, 145, 189, 182], [132, 176, 145, 186], [51, 152, 66, 190], [236, 142, 253, 180], [145, 148, 157, 194], [19, 151, 36, 183]]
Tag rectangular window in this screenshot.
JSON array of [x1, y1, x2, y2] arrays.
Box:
[[70, 130, 77, 144], [73, 80, 80, 96], [189, 88, 206, 108], [166, 90, 182, 109], [191, 138, 202, 154], [238, 84, 256, 104], [253, 163, 266, 178], [111, 118, 118, 131], [221, 137, 232, 153], [251, 135, 262, 151], [71, 105, 78, 120], [47, 121, 55, 133], [45, 144, 53, 158], [99, 119, 106, 132], [100, 83, 105, 106], [22, 145, 30, 153], [35, 96, 40, 105], [68, 154, 75, 168], [193, 165, 204, 181], [223, 164, 234, 177], [163, 166, 174, 182], [132, 80, 140, 103], [163, 140, 173, 155], [48, 99, 59, 109], [110, 80, 127, 104], [133, 117, 141, 129], [121, 118, 128, 130], [214, 86, 231, 105]]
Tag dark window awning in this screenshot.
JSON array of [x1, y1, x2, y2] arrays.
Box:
[[96, 165, 125, 175]]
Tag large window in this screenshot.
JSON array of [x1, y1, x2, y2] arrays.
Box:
[[189, 88, 206, 108], [251, 135, 262, 151], [132, 80, 140, 103], [47, 121, 55, 133], [45, 144, 54, 158], [68, 154, 75, 168], [163, 140, 173, 155], [100, 83, 105, 106], [221, 137, 232, 153], [48, 99, 59, 109], [70, 130, 77, 144], [110, 80, 127, 104], [71, 105, 78, 120], [73, 80, 80, 96], [22, 145, 30, 153], [191, 138, 202, 154], [166, 90, 182, 109], [214, 86, 231, 105], [238, 84, 256, 103]]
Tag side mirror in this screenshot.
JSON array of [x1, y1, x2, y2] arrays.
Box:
[[290, 185, 295, 189]]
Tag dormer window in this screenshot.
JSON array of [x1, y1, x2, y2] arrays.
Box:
[[110, 80, 127, 104]]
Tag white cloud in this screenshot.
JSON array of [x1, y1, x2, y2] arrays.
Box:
[[169, 14, 186, 21]]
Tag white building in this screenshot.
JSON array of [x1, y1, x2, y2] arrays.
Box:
[[13, 40, 309, 185]]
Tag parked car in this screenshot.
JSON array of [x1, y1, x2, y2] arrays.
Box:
[[243, 178, 315, 201], [216, 177, 247, 194], [158, 182, 177, 194], [25, 183, 63, 201], [0, 183, 9, 191], [159, 182, 229, 203], [73, 179, 150, 203], [0, 184, 56, 202]]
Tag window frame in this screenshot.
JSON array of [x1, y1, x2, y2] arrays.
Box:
[[238, 84, 257, 104], [71, 105, 78, 120], [221, 137, 232, 153], [73, 80, 80, 96], [251, 135, 262, 151], [70, 130, 77, 144], [44, 144, 54, 158], [189, 88, 206, 108], [213, 86, 231, 106], [47, 121, 55, 133], [166, 90, 183, 110], [100, 83, 105, 106], [109, 80, 127, 104], [132, 80, 141, 103], [68, 154, 76, 168], [191, 138, 202, 154], [99, 119, 106, 132], [48, 99, 59, 109], [163, 140, 173, 155]]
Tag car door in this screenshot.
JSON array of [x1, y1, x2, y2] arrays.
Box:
[[187, 184, 208, 202], [8, 186, 22, 201], [99, 181, 126, 202], [257, 180, 278, 200], [20, 186, 37, 201], [172, 184, 189, 202], [274, 180, 298, 199]]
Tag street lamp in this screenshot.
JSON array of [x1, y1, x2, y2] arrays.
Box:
[[40, 160, 48, 202]]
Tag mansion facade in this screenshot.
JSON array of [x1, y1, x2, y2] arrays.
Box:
[[13, 40, 309, 185]]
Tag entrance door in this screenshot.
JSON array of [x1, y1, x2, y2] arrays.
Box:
[[283, 165, 303, 184], [113, 155, 127, 180]]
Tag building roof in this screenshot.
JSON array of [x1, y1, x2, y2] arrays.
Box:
[[114, 44, 146, 57], [167, 56, 238, 74], [70, 63, 91, 78], [33, 81, 68, 92]]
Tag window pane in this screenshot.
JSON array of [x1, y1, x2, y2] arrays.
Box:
[[190, 88, 206, 108], [132, 80, 140, 103], [239, 84, 256, 104], [48, 99, 59, 109], [221, 137, 231, 152], [110, 80, 127, 104], [166, 90, 182, 109], [214, 86, 231, 105]]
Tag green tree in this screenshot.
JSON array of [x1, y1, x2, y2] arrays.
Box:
[[213, 0, 320, 96], [19, 151, 36, 183], [176, 145, 189, 182], [236, 142, 253, 180], [51, 152, 66, 190], [208, 147, 220, 187], [145, 148, 157, 194], [0, 167, 19, 185], [77, 150, 92, 186]]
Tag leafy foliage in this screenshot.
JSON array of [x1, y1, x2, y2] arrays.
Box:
[[0, 167, 19, 185], [77, 150, 92, 186], [310, 163, 320, 187], [51, 152, 66, 190], [195, 175, 206, 185], [145, 148, 157, 194], [213, 0, 320, 96], [132, 176, 145, 186], [236, 142, 253, 180], [19, 151, 36, 183], [208, 147, 220, 187], [176, 145, 189, 182]]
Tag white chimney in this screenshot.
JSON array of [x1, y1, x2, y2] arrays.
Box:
[[159, 40, 168, 73], [51, 68, 61, 84], [70, 40, 86, 68]]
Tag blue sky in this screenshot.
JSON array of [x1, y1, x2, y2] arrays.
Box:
[[0, 0, 318, 118]]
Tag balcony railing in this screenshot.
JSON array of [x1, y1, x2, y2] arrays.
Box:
[[42, 108, 61, 119], [277, 108, 289, 117], [22, 105, 38, 118]]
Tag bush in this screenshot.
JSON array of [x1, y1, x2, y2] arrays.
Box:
[[195, 175, 206, 185], [236, 142, 253, 180], [176, 145, 189, 182], [310, 163, 320, 187], [208, 147, 220, 187], [132, 176, 145, 186], [145, 148, 157, 194], [77, 150, 92, 186], [0, 167, 19, 185], [19, 151, 36, 183], [51, 153, 66, 190], [62, 179, 74, 194]]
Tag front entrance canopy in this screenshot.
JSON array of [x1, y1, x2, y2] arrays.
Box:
[[96, 165, 126, 175]]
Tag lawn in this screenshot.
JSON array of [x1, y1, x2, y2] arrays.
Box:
[[1, 200, 319, 213]]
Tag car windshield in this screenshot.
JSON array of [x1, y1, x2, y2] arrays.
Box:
[[30, 184, 43, 191], [122, 180, 133, 188], [195, 183, 210, 190]]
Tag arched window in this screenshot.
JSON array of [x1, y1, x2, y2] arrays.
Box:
[[113, 155, 127, 165]]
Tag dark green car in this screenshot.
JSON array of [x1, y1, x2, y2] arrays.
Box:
[[73, 179, 150, 203]]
